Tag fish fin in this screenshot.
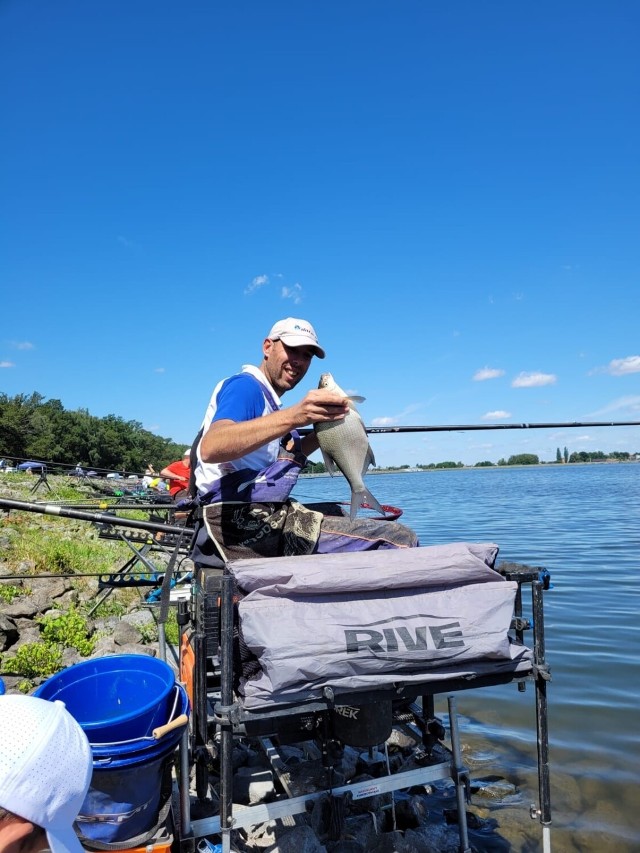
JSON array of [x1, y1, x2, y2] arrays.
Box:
[[321, 450, 338, 476], [349, 488, 386, 520], [349, 490, 365, 520], [347, 395, 366, 404], [361, 488, 386, 518], [361, 445, 376, 476]]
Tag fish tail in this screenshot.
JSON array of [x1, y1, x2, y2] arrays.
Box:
[[361, 488, 386, 518], [349, 490, 364, 520], [350, 488, 386, 520]]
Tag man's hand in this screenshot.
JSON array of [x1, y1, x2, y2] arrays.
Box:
[[200, 391, 349, 464], [288, 389, 350, 428]]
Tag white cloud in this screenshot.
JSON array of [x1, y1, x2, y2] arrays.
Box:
[[370, 403, 423, 427], [473, 367, 505, 381], [11, 341, 34, 351], [0, 361, 15, 368], [482, 410, 511, 420], [606, 355, 640, 376], [154, 367, 166, 374], [117, 235, 135, 248], [512, 371, 557, 388], [282, 283, 303, 304], [371, 416, 398, 426], [588, 395, 640, 416], [244, 274, 269, 295]]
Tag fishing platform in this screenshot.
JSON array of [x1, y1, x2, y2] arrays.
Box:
[[0, 496, 553, 853]]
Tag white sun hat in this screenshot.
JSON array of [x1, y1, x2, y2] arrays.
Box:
[[267, 317, 326, 358], [0, 694, 92, 853]]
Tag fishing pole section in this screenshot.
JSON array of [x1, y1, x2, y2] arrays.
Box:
[[300, 418, 640, 435], [366, 419, 640, 433]]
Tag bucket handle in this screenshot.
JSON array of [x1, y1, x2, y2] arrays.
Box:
[[152, 713, 189, 740], [90, 684, 188, 748]]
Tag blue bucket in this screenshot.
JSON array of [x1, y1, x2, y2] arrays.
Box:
[[77, 683, 189, 843], [0, 678, 5, 696], [34, 654, 176, 741], [35, 655, 189, 844]]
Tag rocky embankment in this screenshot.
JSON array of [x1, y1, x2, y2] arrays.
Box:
[[0, 570, 166, 692], [0, 474, 176, 691]]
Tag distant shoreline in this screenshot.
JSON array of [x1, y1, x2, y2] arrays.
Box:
[[300, 460, 640, 477]]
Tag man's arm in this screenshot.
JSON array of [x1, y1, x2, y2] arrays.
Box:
[[200, 389, 348, 464], [159, 464, 183, 481]]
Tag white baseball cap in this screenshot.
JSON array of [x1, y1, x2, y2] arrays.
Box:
[[267, 318, 326, 359], [0, 695, 92, 853]]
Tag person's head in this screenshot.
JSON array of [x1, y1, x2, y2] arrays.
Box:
[[262, 318, 326, 395], [0, 695, 92, 853], [182, 450, 191, 465]]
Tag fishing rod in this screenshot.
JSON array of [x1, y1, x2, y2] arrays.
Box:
[[0, 497, 193, 537], [363, 420, 640, 434], [296, 419, 640, 437]]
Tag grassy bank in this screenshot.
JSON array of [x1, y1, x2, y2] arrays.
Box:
[[0, 473, 178, 690]]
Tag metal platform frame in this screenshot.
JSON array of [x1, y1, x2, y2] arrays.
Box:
[[173, 561, 552, 853]]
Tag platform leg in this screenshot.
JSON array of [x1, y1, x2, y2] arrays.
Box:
[[532, 580, 552, 850], [219, 570, 235, 853], [447, 696, 471, 853], [180, 724, 193, 841]]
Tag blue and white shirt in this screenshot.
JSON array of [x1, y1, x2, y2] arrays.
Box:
[[194, 364, 282, 496]]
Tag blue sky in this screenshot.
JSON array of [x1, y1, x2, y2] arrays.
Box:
[[1, 0, 639, 467]]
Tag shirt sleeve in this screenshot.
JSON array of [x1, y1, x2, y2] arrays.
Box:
[[213, 374, 266, 424]]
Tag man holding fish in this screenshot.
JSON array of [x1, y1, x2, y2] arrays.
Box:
[[191, 318, 418, 564]]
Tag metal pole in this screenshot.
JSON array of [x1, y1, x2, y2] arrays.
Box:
[[532, 580, 552, 851], [180, 724, 193, 842], [0, 496, 193, 536], [219, 570, 235, 853], [447, 696, 471, 853], [158, 619, 167, 663]]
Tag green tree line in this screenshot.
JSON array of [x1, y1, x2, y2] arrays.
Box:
[[0, 392, 188, 474], [306, 449, 634, 475], [2, 393, 634, 475]]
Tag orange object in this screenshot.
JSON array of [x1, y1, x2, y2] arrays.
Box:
[[87, 833, 173, 853], [180, 630, 196, 710]]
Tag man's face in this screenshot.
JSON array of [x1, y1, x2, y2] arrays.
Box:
[[262, 338, 315, 394]]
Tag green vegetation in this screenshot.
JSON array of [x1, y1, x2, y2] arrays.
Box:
[[304, 449, 635, 473], [568, 450, 631, 463], [3, 516, 137, 577], [2, 643, 63, 683], [418, 461, 464, 469], [0, 391, 187, 472], [40, 608, 96, 657], [304, 461, 328, 474], [164, 610, 180, 646], [0, 475, 181, 691], [1, 609, 97, 687], [0, 584, 28, 603]]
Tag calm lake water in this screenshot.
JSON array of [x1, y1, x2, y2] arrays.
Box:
[[293, 463, 640, 852]]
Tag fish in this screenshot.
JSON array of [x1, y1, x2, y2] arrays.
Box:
[[314, 372, 386, 520]]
